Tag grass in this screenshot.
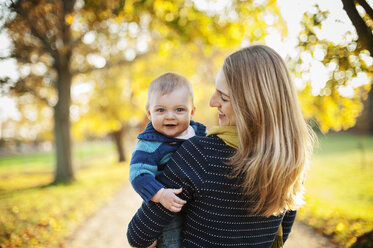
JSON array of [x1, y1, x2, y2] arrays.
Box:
[[298, 134, 373, 247], [0, 141, 116, 173], [0, 141, 129, 248]]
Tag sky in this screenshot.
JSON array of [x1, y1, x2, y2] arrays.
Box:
[[0, 0, 370, 123]]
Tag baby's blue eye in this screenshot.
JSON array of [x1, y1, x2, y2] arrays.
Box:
[[176, 108, 184, 112], [157, 108, 165, 112]]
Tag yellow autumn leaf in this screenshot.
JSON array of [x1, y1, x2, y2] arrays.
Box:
[[336, 222, 346, 232], [65, 14, 74, 25]]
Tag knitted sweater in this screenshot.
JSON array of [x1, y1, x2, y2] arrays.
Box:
[[127, 135, 296, 248], [129, 120, 207, 202]]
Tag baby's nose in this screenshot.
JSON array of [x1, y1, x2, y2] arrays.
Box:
[[165, 111, 175, 119]]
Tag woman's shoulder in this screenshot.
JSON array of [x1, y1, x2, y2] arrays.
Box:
[[189, 134, 227, 146], [183, 135, 233, 156]]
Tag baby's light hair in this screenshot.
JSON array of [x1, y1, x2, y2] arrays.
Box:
[[145, 72, 194, 110]]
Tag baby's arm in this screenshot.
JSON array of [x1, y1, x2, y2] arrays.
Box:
[[151, 188, 187, 212], [130, 139, 187, 210], [129, 140, 165, 202], [131, 173, 164, 202]]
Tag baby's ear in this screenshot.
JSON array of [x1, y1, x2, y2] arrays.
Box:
[[190, 106, 196, 117], [146, 109, 152, 121]]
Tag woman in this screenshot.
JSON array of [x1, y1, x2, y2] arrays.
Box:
[[127, 45, 316, 248]]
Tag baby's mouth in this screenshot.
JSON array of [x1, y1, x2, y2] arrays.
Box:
[[164, 124, 177, 127]]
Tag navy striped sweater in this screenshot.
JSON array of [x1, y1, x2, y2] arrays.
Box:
[[127, 135, 296, 248]]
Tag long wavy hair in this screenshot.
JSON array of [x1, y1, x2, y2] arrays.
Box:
[[223, 45, 316, 217]]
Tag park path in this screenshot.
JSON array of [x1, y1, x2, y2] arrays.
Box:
[[64, 183, 337, 248]]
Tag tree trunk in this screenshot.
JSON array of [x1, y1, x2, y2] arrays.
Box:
[[353, 87, 373, 134], [112, 127, 126, 162], [52, 0, 75, 183], [53, 66, 75, 183]]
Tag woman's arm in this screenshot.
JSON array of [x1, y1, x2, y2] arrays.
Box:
[[127, 201, 178, 247], [127, 138, 204, 247]]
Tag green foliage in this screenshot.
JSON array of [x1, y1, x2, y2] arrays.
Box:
[[0, 142, 126, 248], [298, 134, 373, 247]]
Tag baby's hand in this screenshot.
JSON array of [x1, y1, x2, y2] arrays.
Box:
[[151, 188, 187, 212]]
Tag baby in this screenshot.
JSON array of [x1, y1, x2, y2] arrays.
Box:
[[129, 72, 206, 247]]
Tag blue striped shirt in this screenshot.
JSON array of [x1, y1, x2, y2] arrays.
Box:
[[129, 121, 207, 202]]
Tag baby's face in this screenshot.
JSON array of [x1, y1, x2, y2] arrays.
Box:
[[147, 87, 195, 137]]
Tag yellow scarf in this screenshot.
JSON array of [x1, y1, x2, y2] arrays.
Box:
[[272, 225, 283, 248], [207, 125, 283, 248], [207, 126, 238, 149]]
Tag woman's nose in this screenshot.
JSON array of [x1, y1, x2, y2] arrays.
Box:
[[209, 92, 219, 107]]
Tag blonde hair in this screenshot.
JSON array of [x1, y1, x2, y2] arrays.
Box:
[[145, 72, 194, 109], [223, 45, 316, 217]]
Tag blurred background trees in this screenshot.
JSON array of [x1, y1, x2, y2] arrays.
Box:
[[0, 0, 372, 181], [0, 0, 286, 182]]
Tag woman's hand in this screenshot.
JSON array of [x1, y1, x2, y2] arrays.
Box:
[[151, 188, 187, 212]]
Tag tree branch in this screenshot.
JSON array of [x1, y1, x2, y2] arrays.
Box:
[[342, 0, 373, 55], [12, 1, 58, 59], [0, 76, 12, 88], [0, 56, 12, 60], [12, 78, 53, 106], [356, 0, 373, 20]]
